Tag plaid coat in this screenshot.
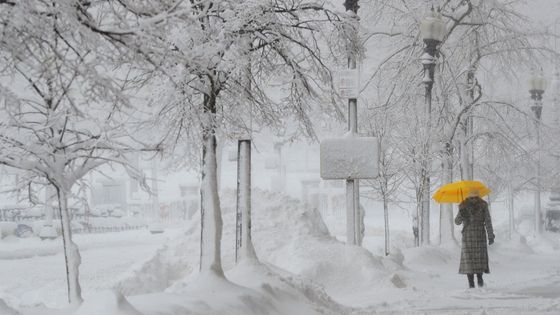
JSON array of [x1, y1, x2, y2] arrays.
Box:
[[455, 197, 495, 274]]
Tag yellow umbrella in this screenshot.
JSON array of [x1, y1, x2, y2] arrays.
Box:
[[432, 180, 491, 203]]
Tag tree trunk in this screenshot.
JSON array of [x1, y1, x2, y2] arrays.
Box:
[[420, 167, 430, 246], [45, 185, 54, 225], [414, 197, 420, 247], [151, 159, 160, 221], [216, 137, 224, 191], [507, 183, 515, 239], [199, 93, 225, 277], [57, 187, 83, 305], [383, 190, 390, 256]]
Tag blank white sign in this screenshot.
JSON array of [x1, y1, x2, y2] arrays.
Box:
[[320, 136, 379, 180]]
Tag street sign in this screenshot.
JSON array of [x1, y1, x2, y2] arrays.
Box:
[[338, 69, 360, 98]]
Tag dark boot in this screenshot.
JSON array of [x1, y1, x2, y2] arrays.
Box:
[[467, 274, 475, 288], [477, 273, 484, 287]]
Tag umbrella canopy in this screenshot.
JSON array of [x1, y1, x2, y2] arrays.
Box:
[[433, 180, 491, 203]]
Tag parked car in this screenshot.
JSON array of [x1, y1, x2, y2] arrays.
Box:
[[90, 204, 125, 218], [149, 222, 164, 234], [545, 210, 560, 232], [39, 225, 58, 240], [15, 224, 34, 238]]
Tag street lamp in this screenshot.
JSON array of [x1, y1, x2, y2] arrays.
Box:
[[343, 0, 359, 12], [529, 73, 547, 119], [417, 7, 445, 246], [420, 8, 446, 56], [529, 71, 547, 235]]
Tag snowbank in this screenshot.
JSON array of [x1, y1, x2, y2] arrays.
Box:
[[0, 222, 17, 238], [226, 260, 352, 315], [526, 233, 560, 253], [115, 189, 395, 313], [129, 271, 285, 315], [114, 221, 199, 295], [74, 290, 142, 315], [239, 190, 388, 297], [0, 299, 19, 315]]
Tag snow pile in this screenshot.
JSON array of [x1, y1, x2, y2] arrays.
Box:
[[488, 233, 533, 255], [113, 189, 393, 313], [130, 271, 283, 315], [0, 222, 17, 238], [238, 190, 388, 297], [226, 260, 352, 315], [74, 290, 142, 315], [133, 262, 350, 315], [403, 245, 455, 267], [116, 189, 393, 297], [526, 233, 560, 253], [114, 220, 199, 295], [0, 299, 19, 315]]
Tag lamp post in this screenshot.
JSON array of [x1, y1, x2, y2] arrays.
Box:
[[418, 8, 445, 246], [529, 72, 547, 235]]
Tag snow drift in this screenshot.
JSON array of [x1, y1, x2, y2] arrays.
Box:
[[0, 299, 19, 315], [74, 290, 142, 315], [114, 189, 394, 314]]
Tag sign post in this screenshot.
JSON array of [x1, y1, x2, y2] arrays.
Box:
[[320, 135, 378, 245]]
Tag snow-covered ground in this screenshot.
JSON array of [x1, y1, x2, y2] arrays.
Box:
[[1, 190, 560, 314]]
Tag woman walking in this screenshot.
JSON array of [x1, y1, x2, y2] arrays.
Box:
[[455, 189, 495, 288]]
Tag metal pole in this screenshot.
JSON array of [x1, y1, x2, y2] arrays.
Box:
[[383, 192, 390, 255], [236, 35, 255, 262], [346, 180, 356, 245], [530, 90, 543, 235], [468, 114, 474, 179], [507, 183, 514, 239], [462, 64, 476, 181], [344, 0, 360, 246], [420, 39, 437, 246], [467, 31, 479, 180], [236, 139, 256, 262], [536, 118, 542, 235]]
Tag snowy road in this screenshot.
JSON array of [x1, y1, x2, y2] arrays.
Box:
[[0, 230, 174, 308]]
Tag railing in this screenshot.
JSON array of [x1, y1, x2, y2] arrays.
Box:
[[73, 225, 148, 234]]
